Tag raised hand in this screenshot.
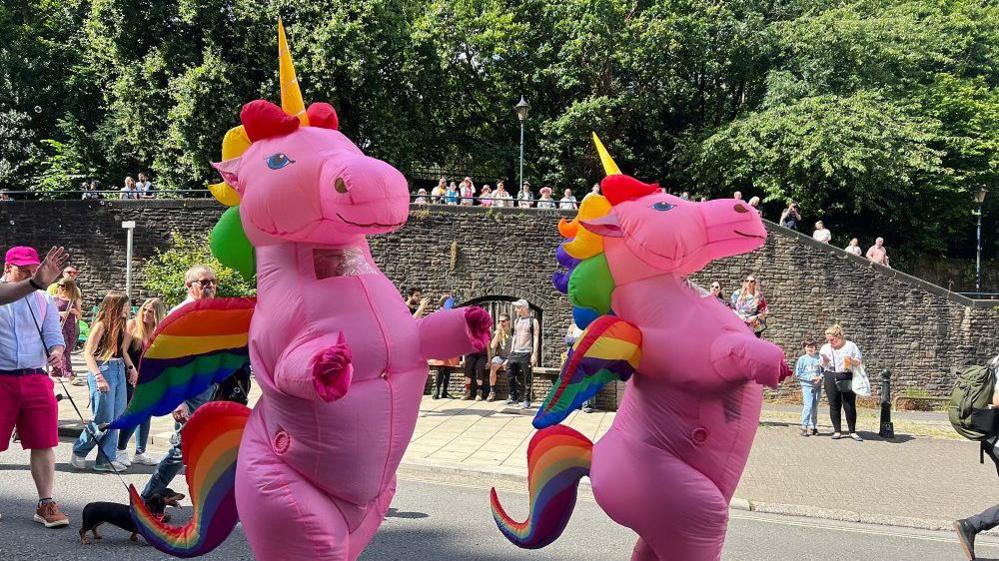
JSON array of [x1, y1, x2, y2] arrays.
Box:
[[311, 333, 353, 402], [33, 247, 70, 287], [464, 307, 493, 351]]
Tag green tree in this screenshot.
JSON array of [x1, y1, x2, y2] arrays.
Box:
[[143, 231, 256, 309]]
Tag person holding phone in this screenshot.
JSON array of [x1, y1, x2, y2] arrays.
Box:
[[819, 324, 863, 441]]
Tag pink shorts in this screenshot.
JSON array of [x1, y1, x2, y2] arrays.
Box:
[[0, 373, 59, 451]]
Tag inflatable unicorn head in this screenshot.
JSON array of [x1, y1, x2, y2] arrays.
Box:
[[553, 134, 768, 328], [577, 134, 767, 281], [209, 20, 408, 252]]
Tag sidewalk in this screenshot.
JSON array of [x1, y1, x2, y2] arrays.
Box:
[[57, 354, 995, 532]]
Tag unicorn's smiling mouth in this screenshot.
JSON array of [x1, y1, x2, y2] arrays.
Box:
[[734, 230, 765, 240], [336, 213, 404, 228]]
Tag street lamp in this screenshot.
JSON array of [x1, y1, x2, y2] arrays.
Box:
[[515, 97, 530, 199], [122, 220, 136, 299], [975, 186, 989, 293]]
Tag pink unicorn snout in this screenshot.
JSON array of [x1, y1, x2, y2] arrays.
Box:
[[700, 199, 768, 261], [319, 151, 410, 234], [235, 126, 411, 246]]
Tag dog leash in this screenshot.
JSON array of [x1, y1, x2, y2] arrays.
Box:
[[25, 295, 131, 493]]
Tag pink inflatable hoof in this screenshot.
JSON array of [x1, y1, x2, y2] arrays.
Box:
[[464, 307, 493, 351], [312, 340, 353, 402]]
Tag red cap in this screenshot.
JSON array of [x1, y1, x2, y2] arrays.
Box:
[[5, 246, 41, 267]]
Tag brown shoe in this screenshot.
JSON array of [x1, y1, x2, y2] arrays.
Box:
[[34, 501, 69, 528]]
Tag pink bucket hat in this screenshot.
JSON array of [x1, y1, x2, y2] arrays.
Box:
[[5, 246, 41, 267]]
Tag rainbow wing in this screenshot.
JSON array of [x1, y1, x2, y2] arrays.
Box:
[[130, 401, 249, 557], [533, 316, 642, 429], [110, 297, 255, 430]]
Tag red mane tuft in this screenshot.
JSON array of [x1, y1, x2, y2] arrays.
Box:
[[601, 175, 660, 206], [240, 100, 300, 142], [307, 103, 339, 130]]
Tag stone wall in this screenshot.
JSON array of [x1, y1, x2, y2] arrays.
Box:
[[3, 200, 997, 404]]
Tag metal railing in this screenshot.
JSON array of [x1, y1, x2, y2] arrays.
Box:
[[0, 189, 212, 201], [956, 292, 999, 300], [0, 190, 585, 208]]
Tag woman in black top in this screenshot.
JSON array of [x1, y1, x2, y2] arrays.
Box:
[[71, 292, 136, 472]]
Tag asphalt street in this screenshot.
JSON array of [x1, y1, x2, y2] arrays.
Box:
[[1, 439, 998, 560]]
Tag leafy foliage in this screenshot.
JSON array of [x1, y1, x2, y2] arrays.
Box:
[[142, 231, 256, 309], [3, 0, 997, 263]]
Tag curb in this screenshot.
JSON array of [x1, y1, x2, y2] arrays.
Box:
[[57, 421, 84, 439], [58, 418, 974, 535], [399, 458, 996, 536]]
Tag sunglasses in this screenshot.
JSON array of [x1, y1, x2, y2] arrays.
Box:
[[746, 279, 756, 283], [193, 279, 217, 286]]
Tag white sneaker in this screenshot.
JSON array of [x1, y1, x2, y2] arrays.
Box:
[[93, 461, 127, 473], [132, 452, 157, 466], [70, 454, 88, 470], [115, 450, 132, 467]]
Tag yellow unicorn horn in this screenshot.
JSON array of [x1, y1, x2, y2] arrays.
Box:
[[278, 17, 309, 126], [592, 132, 621, 176]]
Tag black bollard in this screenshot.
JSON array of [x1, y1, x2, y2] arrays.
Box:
[[879, 368, 895, 439]]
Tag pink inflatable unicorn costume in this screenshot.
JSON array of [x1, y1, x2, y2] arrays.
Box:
[[113, 21, 490, 560], [490, 135, 791, 561]]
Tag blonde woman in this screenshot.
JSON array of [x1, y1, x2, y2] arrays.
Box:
[[51, 279, 82, 381], [820, 324, 863, 441], [731, 275, 768, 337], [116, 298, 166, 466], [486, 313, 513, 402], [70, 292, 135, 472]]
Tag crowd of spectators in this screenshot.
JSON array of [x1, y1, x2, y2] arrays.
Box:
[[414, 177, 581, 210]]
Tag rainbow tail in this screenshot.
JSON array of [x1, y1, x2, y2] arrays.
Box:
[[490, 425, 593, 549], [129, 401, 250, 558]]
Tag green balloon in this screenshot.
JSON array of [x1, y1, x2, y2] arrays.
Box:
[[568, 254, 614, 314], [211, 206, 256, 281]]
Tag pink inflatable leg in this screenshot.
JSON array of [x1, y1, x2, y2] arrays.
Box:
[[631, 537, 661, 561], [236, 443, 351, 560], [590, 430, 729, 561], [346, 476, 397, 561]]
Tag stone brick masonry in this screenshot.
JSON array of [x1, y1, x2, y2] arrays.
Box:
[[3, 200, 996, 406]]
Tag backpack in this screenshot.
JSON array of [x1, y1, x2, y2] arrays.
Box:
[[213, 363, 252, 406], [949, 356, 999, 475], [949, 362, 997, 441]]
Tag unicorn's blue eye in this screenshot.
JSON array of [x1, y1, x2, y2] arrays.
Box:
[[652, 202, 674, 212], [266, 153, 294, 170]]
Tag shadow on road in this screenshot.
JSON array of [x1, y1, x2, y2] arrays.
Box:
[[386, 507, 429, 519]]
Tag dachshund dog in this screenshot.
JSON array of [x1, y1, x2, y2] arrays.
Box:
[[79, 488, 184, 544]]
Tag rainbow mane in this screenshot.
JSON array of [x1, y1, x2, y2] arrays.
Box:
[[130, 401, 250, 557], [110, 297, 255, 431], [489, 425, 593, 548], [552, 194, 615, 330]]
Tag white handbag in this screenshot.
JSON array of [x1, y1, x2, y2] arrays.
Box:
[[851, 364, 871, 397]]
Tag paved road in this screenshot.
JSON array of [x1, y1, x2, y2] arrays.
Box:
[[1, 440, 997, 560]]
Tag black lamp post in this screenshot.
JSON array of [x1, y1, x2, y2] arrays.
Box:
[[515, 97, 530, 198], [976, 186, 989, 293]]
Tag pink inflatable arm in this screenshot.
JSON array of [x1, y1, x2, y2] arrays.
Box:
[[709, 334, 790, 388], [639, 326, 789, 389], [418, 307, 492, 361], [274, 331, 354, 402]]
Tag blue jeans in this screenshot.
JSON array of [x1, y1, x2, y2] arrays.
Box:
[[72, 359, 127, 466], [800, 383, 822, 429], [142, 384, 216, 499], [117, 382, 149, 454]]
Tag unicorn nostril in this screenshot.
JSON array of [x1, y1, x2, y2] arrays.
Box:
[[733, 203, 749, 213], [334, 177, 349, 194]]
